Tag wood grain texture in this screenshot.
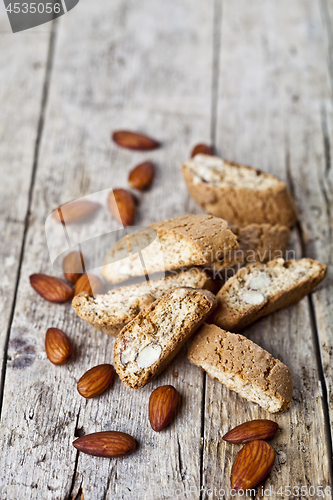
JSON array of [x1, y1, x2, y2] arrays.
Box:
[[0, 0, 214, 498], [0, 0, 332, 499], [201, 0, 332, 497], [0, 12, 51, 398]]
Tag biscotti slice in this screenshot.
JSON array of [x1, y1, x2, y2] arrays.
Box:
[[211, 223, 290, 276], [212, 258, 327, 332], [102, 214, 238, 284], [188, 323, 293, 413], [114, 288, 216, 388], [182, 154, 298, 227], [72, 268, 215, 337]]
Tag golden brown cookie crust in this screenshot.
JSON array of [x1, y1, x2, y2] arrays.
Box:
[[182, 155, 298, 227], [188, 323, 293, 413]]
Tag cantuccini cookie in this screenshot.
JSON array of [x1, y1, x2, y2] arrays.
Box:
[[211, 223, 290, 276], [182, 154, 298, 227], [188, 323, 293, 413], [114, 288, 216, 389], [102, 214, 238, 285], [211, 258, 327, 332], [72, 268, 215, 336]]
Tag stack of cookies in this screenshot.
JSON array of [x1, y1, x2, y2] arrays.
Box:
[[73, 154, 327, 413]]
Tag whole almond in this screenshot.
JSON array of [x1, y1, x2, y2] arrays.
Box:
[[74, 274, 104, 296], [30, 274, 74, 303], [73, 431, 136, 458], [223, 420, 279, 444], [107, 188, 136, 227], [112, 130, 160, 150], [128, 162, 155, 190], [149, 385, 179, 432], [231, 440, 275, 492], [62, 251, 85, 284], [77, 364, 115, 399], [53, 200, 101, 224], [191, 143, 214, 157], [45, 328, 73, 365]]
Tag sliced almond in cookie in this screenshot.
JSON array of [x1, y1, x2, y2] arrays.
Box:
[[136, 344, 162, 368], [114, 288, 216, 389]]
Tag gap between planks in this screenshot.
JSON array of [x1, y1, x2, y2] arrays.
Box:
[[0, 22, 58, 416]]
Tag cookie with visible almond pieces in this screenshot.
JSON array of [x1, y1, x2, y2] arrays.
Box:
[[72, 268, 215, 336], [114, 288, 216, 389], [102, 214, 238, 285], [188, 323, 293, 413], [182, 154, 298, 227], [211, 258, 327, 332]]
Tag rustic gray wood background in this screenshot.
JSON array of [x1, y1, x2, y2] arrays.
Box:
[[0, 0, 332, 499]]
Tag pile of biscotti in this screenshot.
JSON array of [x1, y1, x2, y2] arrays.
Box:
[[73, 154, 327, 413]]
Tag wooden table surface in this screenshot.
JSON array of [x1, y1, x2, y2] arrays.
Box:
[[0, 0, 332, 498]]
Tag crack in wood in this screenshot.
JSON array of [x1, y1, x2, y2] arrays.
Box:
[[66, 408, 81, 500], [101, 465, 114, 500], [177, 434, 185, 482]]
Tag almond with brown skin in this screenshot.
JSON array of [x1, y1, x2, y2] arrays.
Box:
[[62, 251, 85, 284], [223, 420, 278, 444], [53, 200, 101, 224], [128, 161, 155, 190], [149, 385, 179, 432], [77, 364, 115, 399], [191, 143, 214, 157], [112, 130, 160, 150], [74, 274, 104, 296], [30, 274, 74, 303], [45, 328, 73, 365], [231, 440, 275, 492], [107, 188, 136, 226], [73, 431, 136, 458]]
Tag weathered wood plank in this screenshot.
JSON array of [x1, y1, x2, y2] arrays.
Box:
[[0, 0, 214, 498], [201, 0, 332, 497], [0, 13, 51, 399]]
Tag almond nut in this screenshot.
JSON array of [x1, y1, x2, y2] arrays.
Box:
[[62, 251, 85, 284], [231, 440, 275, 491], [107, 188, 136, 226], [128, 161, 155, 190], [136, 343, 162, 368], [191, 143, 214, 157], [45, 328, 73, 365], [74, 274, 104, 296], [223, 420, 278, 444], [53, 200, 100, 224], [241, 290, 265, 305], [112, 130, 160, 150], [73, 431, 136, 458], [247, 273, 271, 292], [30, 274, 74, 303], [77, 364, 115, 399], [149, 385, 179, 432]]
